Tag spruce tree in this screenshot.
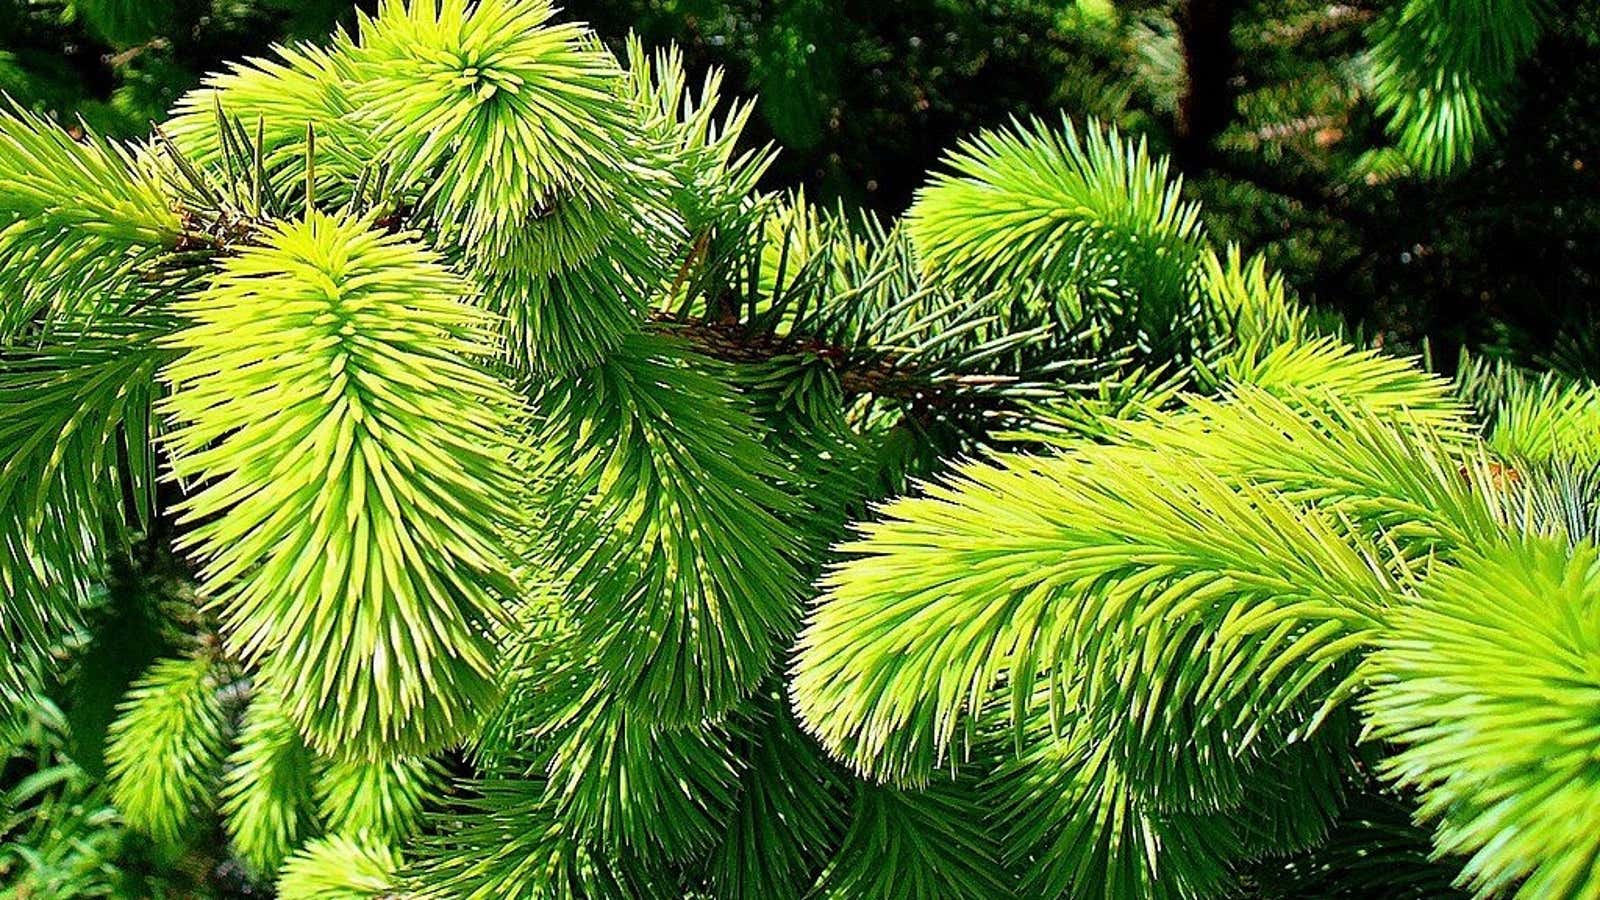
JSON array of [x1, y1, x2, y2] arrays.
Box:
[[2, 1, 1599, 898]]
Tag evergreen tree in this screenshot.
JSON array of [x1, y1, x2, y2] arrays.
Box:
[[2, 1, 1599, 898]]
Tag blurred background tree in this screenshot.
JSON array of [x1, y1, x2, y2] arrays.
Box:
[[0, 0, 370, 134], [2, 0, 1594, 368]]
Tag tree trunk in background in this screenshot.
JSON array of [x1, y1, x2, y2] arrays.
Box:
[[1175, 0, 1238, 172]]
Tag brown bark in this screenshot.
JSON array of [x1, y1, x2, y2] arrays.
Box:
[[1174, 0, 1239, 172]]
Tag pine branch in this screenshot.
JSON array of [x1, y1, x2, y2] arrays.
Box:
[[907, 115, 1207, 352], [0, 103, 182, 336], [277, 834, 401, 900], [813, 777, 1014, 900], [406, 770, 657, 900], [697, 691, 849, 900], [1365, 536, 1600, 898], [530, 331, 807, 720], [652, 314, 972, 405], [221, 686, 317, 879], [159, 211, 523, 759], [0, 312, 171, 691], [165, 35, 376, 203], [315, 752, 444, 847], [983, 702, 1241, 900], [105, 654, 229, 852], [1368, 0, 1552, 176], [792, 425, 1396, 787]]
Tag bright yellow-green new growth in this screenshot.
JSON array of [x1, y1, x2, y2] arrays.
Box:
[[160, 211, 521, 759]]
